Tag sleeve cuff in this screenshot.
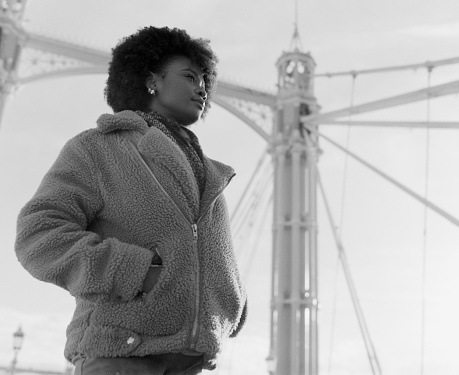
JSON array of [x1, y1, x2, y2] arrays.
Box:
[[112, 244, 153, 301], [230, 299, 248, 338]]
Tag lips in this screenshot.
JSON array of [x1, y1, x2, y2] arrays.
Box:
[[192, 98, 205, 109]]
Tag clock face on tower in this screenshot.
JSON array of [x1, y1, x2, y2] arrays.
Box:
[[297, 60, 310, 91], [283, 59, 296, 88], [280, 57, 312, 92]]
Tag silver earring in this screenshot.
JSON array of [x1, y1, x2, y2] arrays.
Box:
[[148, 87, 156, 95]]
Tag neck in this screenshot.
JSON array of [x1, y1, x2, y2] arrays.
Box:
[[146, 110, 184, 127]]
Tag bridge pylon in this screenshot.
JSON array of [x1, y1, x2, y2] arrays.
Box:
[[0, 0, 28, 123], [267, 42, 320, 375]]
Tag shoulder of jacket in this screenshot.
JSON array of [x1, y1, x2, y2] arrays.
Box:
[[96, 110, 149, 134], [64, 128, 101, 150], [56, 129, 111, 168]]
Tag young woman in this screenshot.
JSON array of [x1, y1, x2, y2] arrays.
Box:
[[15, 26, 247, 375]]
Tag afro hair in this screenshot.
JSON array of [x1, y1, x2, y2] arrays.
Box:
[[105, 26, 218, 117]]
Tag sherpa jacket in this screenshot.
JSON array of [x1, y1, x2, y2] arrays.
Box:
[[15, 110, 247, 368]]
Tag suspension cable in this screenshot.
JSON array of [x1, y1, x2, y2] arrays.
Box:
[[315, 165, 382, 375], [231, 152, 270, 246], [420, 66, 432, 375], [242, 192, 273, 281], [224, 162, 271, 375], [223, 170, 273, 375], [230, 147, 269, 225], [303, 125, 459, 228], [232, 162, 273, 256], [327, 72, 358, 375], [339, 72, 357, 233]]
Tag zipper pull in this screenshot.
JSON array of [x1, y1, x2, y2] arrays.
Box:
[[192, 224, 198, 240]]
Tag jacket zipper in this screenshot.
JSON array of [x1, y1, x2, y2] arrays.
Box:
[[129, 141, 233, 348], [189, 223, 200, 348], [188, 186, 234, 348], [188, 185, 233, 348]]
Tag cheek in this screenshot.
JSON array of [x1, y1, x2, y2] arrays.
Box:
[[177, 89, 192, 104]]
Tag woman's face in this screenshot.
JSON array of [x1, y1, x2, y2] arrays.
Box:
[[148, 56, 207, 126]]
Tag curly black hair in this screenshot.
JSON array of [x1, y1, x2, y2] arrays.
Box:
[[105, 26, 218, 117]]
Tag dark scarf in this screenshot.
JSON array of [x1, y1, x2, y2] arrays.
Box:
[[136, 111, 206, 198]]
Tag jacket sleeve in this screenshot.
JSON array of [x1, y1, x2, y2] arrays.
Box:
[[230, 299, 248, 338], [15, 135, 153, 302]]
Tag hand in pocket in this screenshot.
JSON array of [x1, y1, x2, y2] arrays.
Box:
[[142, 266, 162, 293]]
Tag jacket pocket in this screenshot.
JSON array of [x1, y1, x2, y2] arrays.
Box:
[[77, 325, 142, 357], [142, 265, 163, 295], [150, 244, 163, 265]]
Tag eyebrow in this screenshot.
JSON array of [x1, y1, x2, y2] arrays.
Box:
[[181, 68, 205, 78]]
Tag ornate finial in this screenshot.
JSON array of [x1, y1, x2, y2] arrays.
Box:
[[290, 24, 303, 52], [289, 0, 303, 52]]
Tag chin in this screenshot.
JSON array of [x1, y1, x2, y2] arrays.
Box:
[[182, 114, 201, 126]]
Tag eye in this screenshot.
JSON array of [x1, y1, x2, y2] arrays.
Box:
[[186, 74, 195, 82]]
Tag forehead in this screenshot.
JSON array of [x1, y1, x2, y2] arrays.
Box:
[[166, 56, 204, 75]]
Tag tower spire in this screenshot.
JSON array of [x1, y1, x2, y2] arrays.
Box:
[[289, 0, 303, 52]]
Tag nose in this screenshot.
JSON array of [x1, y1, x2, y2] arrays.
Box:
[[196, 86, 207, 101]]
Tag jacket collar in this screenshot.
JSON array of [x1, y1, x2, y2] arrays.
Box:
[[96, 110, 149, 134], [138, 126, 236, 217], [200, 158, 235, 214], [96, 110, 236, 217]]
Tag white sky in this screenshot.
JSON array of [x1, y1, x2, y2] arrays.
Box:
[[0, 1, 459, 374]]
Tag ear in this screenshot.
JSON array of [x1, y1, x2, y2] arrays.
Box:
[[145, 71, 160, 91]]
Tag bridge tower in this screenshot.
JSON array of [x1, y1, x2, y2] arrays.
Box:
[[267, 27, 320, 375], [0, 0, 28, 122]]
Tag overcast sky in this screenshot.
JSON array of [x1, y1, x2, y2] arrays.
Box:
[[0, 1, 459, 374]]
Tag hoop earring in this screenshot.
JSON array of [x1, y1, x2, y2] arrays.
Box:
[[147, 87, 156, 95]]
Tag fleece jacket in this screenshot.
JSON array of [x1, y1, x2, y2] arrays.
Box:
[[15, 110, 248, 369]]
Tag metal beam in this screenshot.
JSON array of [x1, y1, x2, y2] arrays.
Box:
[[216, 80, 276, 107], [25, 32, 110, 65], [306, 127, 459, 228], [302, 80, 459, 123], [19, 65, 108, 84], [314, 56, 459, 78], [212, 96, 271, 141], [321, 120, 459, 129]]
